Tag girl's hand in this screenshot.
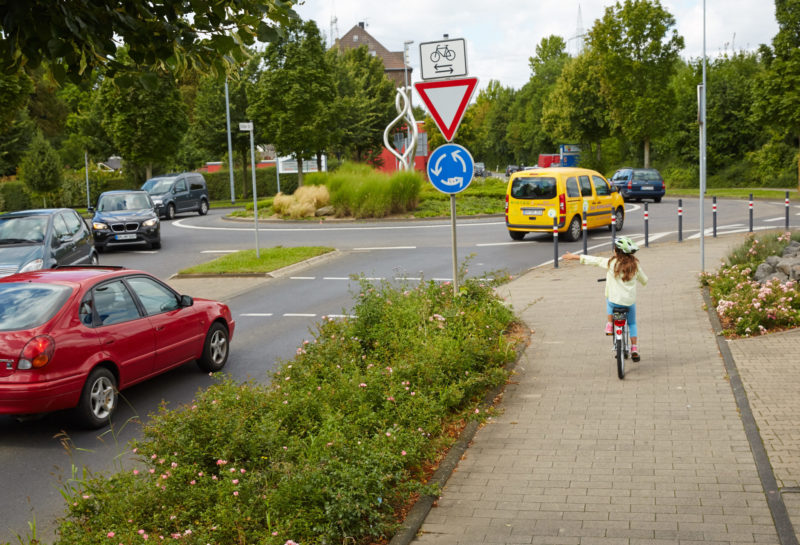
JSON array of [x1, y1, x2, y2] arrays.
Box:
[[562, 252, 580, 261]]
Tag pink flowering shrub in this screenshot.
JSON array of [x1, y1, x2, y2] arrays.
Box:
[[52, 275, 517, 545], [702, 231, 800, 336]]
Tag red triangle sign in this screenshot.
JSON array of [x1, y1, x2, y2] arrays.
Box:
[[415, 77, 478, 141]]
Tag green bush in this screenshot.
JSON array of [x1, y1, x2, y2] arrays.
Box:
[[204, 168, 299, 201], [49, 276, 517, 545], [701, 231, 800, 336], [0, 180, 32, 211]]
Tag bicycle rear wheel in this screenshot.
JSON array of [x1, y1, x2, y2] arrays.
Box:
[[616, 339, 625, 379]]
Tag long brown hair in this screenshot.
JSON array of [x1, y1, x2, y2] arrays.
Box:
[[609, 247, 639, 282]]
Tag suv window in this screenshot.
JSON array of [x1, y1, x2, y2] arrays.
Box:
[[592, 176, 610, 196], [174, 179, 187, 192], [510, 177, 557, 199], [189, 177, 205, 191], [633, 170, 661, 181]]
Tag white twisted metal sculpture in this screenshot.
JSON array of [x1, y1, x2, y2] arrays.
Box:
[[382, 86, 418, 171]]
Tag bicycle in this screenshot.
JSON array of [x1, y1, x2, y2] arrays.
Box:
[[598, 279, 631, 379], [429, 44, 456, 63]]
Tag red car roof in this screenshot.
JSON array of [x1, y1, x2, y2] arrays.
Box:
[[0, 267, 138, 288]]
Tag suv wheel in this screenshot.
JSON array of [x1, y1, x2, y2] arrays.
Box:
[[566, 216, 582, 242], [198, 200, 209, 216]]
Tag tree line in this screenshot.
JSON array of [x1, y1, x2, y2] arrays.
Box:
[[1, 0, 798, 199]]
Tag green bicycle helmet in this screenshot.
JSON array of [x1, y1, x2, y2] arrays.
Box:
[[614, 236, 639, 254]]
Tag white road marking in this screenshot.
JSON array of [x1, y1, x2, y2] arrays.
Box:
[[241, 313, 273, 317], [765, 217, 788, 223], [201, 250, 238, 253], [326, 314, 355, 319], [290, 276, 315, 280], [323, 276, 350, 280], [284, 313, 316, 317], [354, 246, 416, 250]]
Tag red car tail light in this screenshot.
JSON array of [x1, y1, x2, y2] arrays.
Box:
[[18, 336, 55, 370], [559, 193, 566, 215]]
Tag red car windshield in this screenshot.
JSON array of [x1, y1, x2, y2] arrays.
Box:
[[0, 282, 72, 331]]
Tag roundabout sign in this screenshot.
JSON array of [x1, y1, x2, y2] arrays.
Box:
[[427, 143, 474, 195]]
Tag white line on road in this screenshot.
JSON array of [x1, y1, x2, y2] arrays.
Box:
[[284, 313, 316, 317], [326, 314, 355, 319], [323, 277, 350, 280], [290, 276, 316, 280], [241, 313, 274, 317], [354, 246, 416, 250], [201, 250, 239, 253], [764, 217, 788, 223], [174, 218, 504, 232]]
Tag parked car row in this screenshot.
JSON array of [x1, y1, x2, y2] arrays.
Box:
[[0, 172, 228, 428]]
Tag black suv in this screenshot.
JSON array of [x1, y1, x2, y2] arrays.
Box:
[[0, 208, 98, 277], [609, 168, 666, 202], [142, 172, 209, 219], [90, 190, 161, 251]]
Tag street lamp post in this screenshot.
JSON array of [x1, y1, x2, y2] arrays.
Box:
[[403, 40, 414, 165], [225, 79, 236, 205]]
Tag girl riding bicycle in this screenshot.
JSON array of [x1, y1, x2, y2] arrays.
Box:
[[562, 236, 648, 361]]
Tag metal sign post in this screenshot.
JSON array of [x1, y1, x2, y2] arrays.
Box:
[[428, 143, 475, 294], [239, 121, 260, 258]]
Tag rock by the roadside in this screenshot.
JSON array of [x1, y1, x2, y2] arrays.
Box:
[[783, 241, 800, 257], [766, 255, 781, 267], [315, 205, 335, 217], [755, 262, 776, 282], [776, 257, 800, 278], [764, 271, 790, 284]]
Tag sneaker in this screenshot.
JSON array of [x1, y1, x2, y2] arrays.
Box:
[[631, 345, 640, 362], [605, 322, 613, 335]]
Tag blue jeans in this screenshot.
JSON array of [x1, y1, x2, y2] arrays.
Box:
[[607, 300, 637, 338]]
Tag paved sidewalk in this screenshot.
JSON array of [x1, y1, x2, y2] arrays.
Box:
[[413, 234, 800, 545]]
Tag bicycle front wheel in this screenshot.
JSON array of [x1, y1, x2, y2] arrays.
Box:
[[616, 339, 625, 379]]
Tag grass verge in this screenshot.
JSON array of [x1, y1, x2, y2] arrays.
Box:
[[178, 247, 334, 275]]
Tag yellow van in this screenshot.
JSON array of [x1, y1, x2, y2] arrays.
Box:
[[505, 167, 625, 241]]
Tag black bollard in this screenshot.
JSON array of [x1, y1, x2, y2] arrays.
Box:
[[786, 191, 790, 230], [582, 211, 588, 255], [678, 198, 683, 242], [712, 196, 717, 238], [553, 215, 559, 268], [749, 194, 753, 233], [610, 208, 616, 247], [644, 203, 649, 248]]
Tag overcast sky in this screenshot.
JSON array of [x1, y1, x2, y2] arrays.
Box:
[[294, 0, 779, 91]]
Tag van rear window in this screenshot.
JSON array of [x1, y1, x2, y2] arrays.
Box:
[[511, 177, 557, 199]]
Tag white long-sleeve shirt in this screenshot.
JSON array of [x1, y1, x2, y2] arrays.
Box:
[[579, 254, 648, 306]]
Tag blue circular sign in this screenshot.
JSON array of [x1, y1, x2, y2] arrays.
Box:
[[427, 143, 474, 194]]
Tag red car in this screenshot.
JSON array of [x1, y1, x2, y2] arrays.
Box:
[[0, 267, 235, 428]]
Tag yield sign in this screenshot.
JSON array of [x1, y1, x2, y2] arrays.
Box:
[[415, 77, 478, 142]]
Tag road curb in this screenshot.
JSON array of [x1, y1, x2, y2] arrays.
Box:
[[388, 324, 530, 545], [702, 288, 798, 545]]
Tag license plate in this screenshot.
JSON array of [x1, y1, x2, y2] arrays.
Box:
[[641, 185, 654, 191], [115, 234, 136, 240], [522, 208, 544, 216]]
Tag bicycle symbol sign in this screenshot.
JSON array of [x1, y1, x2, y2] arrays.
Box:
[[419, 38, 467, 81]]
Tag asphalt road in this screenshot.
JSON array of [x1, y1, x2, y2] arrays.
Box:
[[2, 195, 798, 544]]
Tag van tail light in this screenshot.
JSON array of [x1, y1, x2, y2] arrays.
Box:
[[18, 335, 55, 370], [627, 180, 632, 189], [559, 193, 566, 215], [505, 194, 509, 219]]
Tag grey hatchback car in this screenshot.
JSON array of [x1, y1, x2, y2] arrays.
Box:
[[0, 209, 98, 278]]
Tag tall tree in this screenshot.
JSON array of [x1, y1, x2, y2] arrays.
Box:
[[189, 60, 258, 197], [98, 67, 188, 181], [0, 70, 34, 175], [19, 131, 63, 204], [0, 0, 298, 83], [588, 0, 684, 167], [541, 52, 610, 167], [755, 0, 800, 189], [479, 81, 516, 170], [505, 36, 568, 165], [327, 46, 395, 163], [249, 20, 335, 186]]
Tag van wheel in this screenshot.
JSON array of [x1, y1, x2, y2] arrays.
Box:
[[166, 203, 176, 220], [566, 216, 582, 242], [199, 200, 209, 216], [608, 207, 624, 231], [508, 230, 526, 241]]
